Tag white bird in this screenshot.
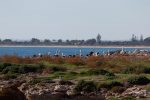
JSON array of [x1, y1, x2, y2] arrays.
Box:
[[79, 49, 82, 56]]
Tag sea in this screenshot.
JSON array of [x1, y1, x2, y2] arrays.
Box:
[[0, 46, 150, 57]]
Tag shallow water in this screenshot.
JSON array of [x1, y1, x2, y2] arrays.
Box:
[[0, 47, 150, 56]]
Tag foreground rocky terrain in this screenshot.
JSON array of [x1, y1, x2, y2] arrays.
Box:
[[0, 78, 105, 100], [1, 75, 150, 100]]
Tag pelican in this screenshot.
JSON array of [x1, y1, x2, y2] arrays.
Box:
[[120, 46, 124, 54], [79, 49, 82, 56]]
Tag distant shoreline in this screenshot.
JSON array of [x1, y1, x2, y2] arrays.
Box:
[[0, 45, 150, 48]]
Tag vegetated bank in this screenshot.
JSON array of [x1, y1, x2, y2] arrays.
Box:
[[1, 53, 150, 100]]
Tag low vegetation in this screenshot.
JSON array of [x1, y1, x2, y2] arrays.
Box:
[[74, 80, 97, 93], [127, 75, 150, 85], [123, 65, 150, 74], [98, 81, 123, 90], [29, 77, 52, 85], [0, 63, 44, 74], [1, 55, 150, 99]]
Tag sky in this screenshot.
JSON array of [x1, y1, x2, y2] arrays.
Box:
[[0, 0, 150, 41]]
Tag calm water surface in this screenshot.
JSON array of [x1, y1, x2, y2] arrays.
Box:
[[0, 47, 150, 56]]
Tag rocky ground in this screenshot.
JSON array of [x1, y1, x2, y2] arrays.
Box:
[[0, 78, 105, 100], [1, 76, 150, 100]]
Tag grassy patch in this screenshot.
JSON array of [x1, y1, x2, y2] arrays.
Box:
[[79, 69, 115, 77], [97, 81, 123, 90], [29, 77, 52, 85], [3, 72, 18, 80], [1, 64, 44, 74], [74, 80, 97, 93], [127, 75, 150, 85], [122, 65, 150, 74]]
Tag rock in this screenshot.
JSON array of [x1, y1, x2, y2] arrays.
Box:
[[100, 88, 107, 94], [54, 85, 68, 92], [0, 79, 106, 100], [66, 86, 76, 96], [67, 90, 76, 96], [18, 83, 29, 93], [0, 80, 26, 100], [122, 85, 149, 98]]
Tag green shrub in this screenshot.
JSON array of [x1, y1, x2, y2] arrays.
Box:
[[108, 96, 120, 100], [105, 72, 115, 77], [0, 63, 12, 72], [3, 63, 12, 67], [19, 64, 44, 73], [50, 72, 66, 79], [2, 67, 10, 74], [1, 65, 19, 74], [3, 73, 18, 80], [1, 64, 44, 74], [80, 69, 115, 76], [143, 67, 150, 74], [123, 67, 134, 74], [67, 71, 78, 75], [98, 81, 123, 89], [105, 75, 116, 80], [144, 85, 150, 91], [9, 65, 20, 73], [122, 96, 135, 100], [46, 66, 67, 73], [51, 66, 66, 72], [29, 79, 41, 85], [74, 80, 97, 93], [63, 71, 78, 79], [123, 65, 150, 74], [29, 77, 52, 85], [111, 86, 126, 93], [127, 76, 150, 85], [79, 71, 87, 75]]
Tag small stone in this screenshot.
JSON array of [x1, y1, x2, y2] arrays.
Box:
[[67, 90, 76, 96], [54, 85, 68, 92]]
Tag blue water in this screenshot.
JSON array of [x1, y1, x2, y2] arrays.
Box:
[[0, 47, 150, 56]]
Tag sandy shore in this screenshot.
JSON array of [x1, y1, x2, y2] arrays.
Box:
[[0, 45, 150, 48]]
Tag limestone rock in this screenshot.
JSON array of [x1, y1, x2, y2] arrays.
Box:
[[0, 80, 26, 100], [122, 85, 150, 98], [54, 85, 69, 92]]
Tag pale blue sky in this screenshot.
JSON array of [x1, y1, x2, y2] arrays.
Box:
[[0, 0, 150, 41]]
